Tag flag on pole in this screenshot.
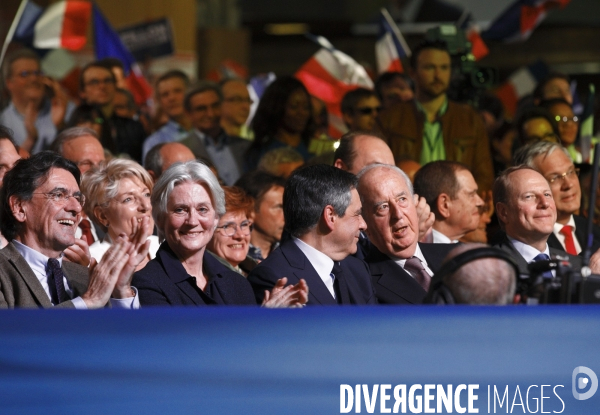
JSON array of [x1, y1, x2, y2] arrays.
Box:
[[482, 0, 571, 43], [493, 60, 548, 118], [93, 3, 152, 105], [375, 8, 411, 74], [33, 1, 91, 50], [295, 35, 374, 138]]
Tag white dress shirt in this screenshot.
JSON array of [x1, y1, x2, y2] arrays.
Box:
[[552, 215, 582, 254], [391, 244, 434, 280], [293, 237, 336, 299], [12, 240, 139, 309], [432, 229, 458, 244], [509, 237, 551, 264]]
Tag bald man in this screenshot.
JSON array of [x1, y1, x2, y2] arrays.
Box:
[[144, 142, 196, 181]]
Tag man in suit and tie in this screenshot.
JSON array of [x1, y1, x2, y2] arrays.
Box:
[[514, 141, 600, 256], [248, 164, 377, 305], [0, 151, 148, 308], [356, 163, 455, 304], [491, 165, 600, 279], [180, 81, 250, 185]]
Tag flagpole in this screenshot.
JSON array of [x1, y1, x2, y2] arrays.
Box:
[[0, 0, 29, 69], [380, 8, 412, 57]]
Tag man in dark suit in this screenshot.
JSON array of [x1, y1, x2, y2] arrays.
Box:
[[180, 81, 250, 185], [492, 165, 595, 279], [514, 141, 600, 256], [248, 164, 377, 305], [0, 151, 146, 308], [356, 163, 455, 304]]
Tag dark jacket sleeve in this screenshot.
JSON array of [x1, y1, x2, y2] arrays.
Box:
[[132, 261, 173, 306], [247, 264, 280, 304]]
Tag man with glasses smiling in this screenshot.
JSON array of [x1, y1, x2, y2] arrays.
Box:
[[1, 49, 72, 154], [514, 141, 600, 255], [341, 88, 381, 133], [79, 61, 146, 162], [0, 151, 148, 308]]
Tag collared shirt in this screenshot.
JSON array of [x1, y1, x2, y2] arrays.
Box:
[[416, 98, 448, 165], [552, 215, 582, 254], [12, 240, 139, 309], [391, 244, 434, 279], [509, 237, 551, 263], [293, 237, 336, 299], [0, 100, 74, 154], [195, 129, 241, 185], [142, 120, 188, 161], [431, 228, 458, 244]]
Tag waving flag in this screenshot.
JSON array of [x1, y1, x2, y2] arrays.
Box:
[[482, 0, 571, 43], [93, 3, 152, 105], [493, 60, 548, 117], [295, 35, 373, 138], [375, 8, 411, 74]]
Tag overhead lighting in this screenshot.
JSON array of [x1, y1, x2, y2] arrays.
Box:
[[264, 23, 309, 36]]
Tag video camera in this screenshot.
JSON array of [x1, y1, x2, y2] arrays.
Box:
[[424, 25, 497, 107]]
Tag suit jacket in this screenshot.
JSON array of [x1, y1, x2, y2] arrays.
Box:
[[0, 242, 89, 308], [132, 243, 257, 306], [365, 243, 456, 304], [247, 239, 377, 306], [180, 129, 250, 176], [493, 234, 581, 276], [547, 215, 600, 256]]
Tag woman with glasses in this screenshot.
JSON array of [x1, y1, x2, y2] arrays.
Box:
[[80, 158, 160, 270], [206, 186, 257, 276], [131, 161, 307, 307]]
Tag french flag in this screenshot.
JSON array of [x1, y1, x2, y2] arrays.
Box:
[[375, 8, 411, 74], [493, 60, 548, 118], [295, 35, 373, 138], [92, 3, 152, 105], [9, 0, 91, 51], [482, 0, 571, 43]]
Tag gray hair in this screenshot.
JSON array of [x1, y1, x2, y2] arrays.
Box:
[[151, 160, 225, 233], [51, 126, 99, 155], [513, 140, 571, 168], [356, 163, 414, 195], [80, 158, 153, 233], [442, 243, 516, 305]]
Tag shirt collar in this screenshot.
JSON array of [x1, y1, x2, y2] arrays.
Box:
[[553, 215, 576, 234], [432, 229, 458, 244], [12, 239, 63, 278], [508, 237, 550, 263], [416, 97, 448, 120], [292, 237, 334, 278], [392, 243, 427, 269], [194, 128, 228, 148]]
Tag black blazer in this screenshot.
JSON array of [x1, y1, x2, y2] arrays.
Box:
[[547, 215, 600, 256], [365, 242, 456, 305], [132, 243, 257, 306], [247, 239, 377, 306]]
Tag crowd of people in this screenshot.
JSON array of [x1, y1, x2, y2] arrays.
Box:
[[0, 36, 597, 309]]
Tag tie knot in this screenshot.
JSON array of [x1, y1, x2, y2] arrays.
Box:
[[331, 262, 343, 276], [560, 225, 573, 235], [47, 257, 61, 269], [79, 218, 91, 230], [404, 256, 425, 272], [533, 253, 551, 262]]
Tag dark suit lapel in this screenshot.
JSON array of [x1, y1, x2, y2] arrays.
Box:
[[157, 247, 204, 305], [2, 243, 52, 307], [367, 249, 425, 304], [280, 242, 336, 305], [494, 236, 531, 276]]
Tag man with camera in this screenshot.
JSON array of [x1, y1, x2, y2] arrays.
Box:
[[378, 39, 494, 192]]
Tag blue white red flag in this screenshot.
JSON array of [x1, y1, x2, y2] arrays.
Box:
[[482, 0, 571, 43], [375, 8, 411, 74], [494, 60, 548, 117], [93, 3, 152, 105]]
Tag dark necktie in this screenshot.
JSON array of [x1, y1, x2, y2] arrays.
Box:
[[404, 256, 431, 291], [47, 258, 68, 305], [331, 262, 350, 305], [78, 218, 94, 245], [559, 225, 578, 255], [532, 253, 553, 279]]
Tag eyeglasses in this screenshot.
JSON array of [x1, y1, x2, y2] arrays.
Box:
[[555, 115, 579, 124], [547, 168, 580, 185], [16, 70, 43, 79], [32, 190, 86, 207], [355, 106, 381, 115], [85, 77, 115, 87], [223, 96, 254, 105], [216, 220, 253, 237]]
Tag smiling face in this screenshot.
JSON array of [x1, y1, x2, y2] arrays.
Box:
[[161, 181, 219, 260], [549, 102, 578, 147], [221, 79, 251, 127], [96, 176, 153, 240], [282, 88, 311, 134], [207, 210, 251, 267], [14, 168, 82, 258], [157, 77, 187, 120], [6, 58, 45, 104], [533, 149, 581, 224], [498, 169, 556, 249], [328, 189, 367, 261], [187, 90, 222, 137], [358, 167, 419, 259]]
